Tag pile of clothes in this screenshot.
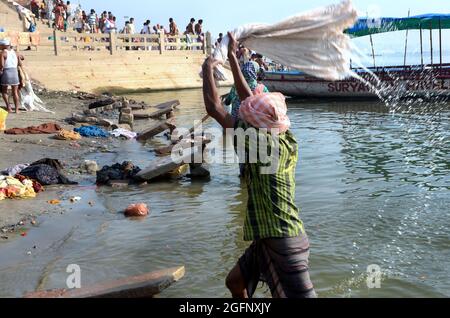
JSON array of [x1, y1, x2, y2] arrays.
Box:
[[0, 175, 39, 201], [1, 158, 77, 187], [96, 161, 142, 185]]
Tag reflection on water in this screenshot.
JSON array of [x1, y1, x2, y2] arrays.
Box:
[[0, 89, 449, 298]]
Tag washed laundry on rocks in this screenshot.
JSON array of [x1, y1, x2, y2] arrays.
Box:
[[96, 161, 142, 185]]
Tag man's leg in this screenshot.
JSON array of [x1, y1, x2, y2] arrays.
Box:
[[226, 241, 261, 298], [11, 86, 20, 113], [1, 86, 11, 112], [261, 236, 317, 298], [225, 264, 248, 299]]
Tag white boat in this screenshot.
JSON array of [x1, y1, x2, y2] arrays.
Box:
[[264, 64, 450, 98]]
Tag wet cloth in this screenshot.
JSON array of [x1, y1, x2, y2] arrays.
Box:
[[234, 119, 304, 241], [19, 68, 53, 113], [4, 123, 61, 135], [239, 93, 290, 135], [213, 0, 357, 81], [0, 176, 36, 201], [74, 126, 110, 138], [1, 164, 30, 176], [238, 234, 316, 298], [96, 161, 141, 185], [111, 128, 137, 140]]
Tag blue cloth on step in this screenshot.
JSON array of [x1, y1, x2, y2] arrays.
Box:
[[74, 126, 110, 138]]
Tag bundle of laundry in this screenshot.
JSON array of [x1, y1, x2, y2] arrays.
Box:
[[211, 0, 358, 81], [0, 175, 36, 201], [19, 158, 77, 186], [96, 161, 142, 185]]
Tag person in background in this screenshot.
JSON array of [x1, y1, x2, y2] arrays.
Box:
[[30, 0, 40, 21], [39, 1, 46, 21], [53, 1, 66, 31], [184, 18, 195, 49], [98, 11, 106, 34], [251, 53, 268, 81], [87, 9, 97, 33], [0, 39, 22, 114], [185, 18, 195, 35], [215, 32, 223, 48], [237, 45, 250, 66], [102, 15, 114, 34], [65, 1, 72, 24], [74, 9, 83, 33], [128, 17, 136, 34], [169, 18, 179, 36], [45, 0, 54, 27], [202, 32, 316, 299], [141, 20, 152, 50], [141, 20, 151, 34], [195, 19, 204, 42]]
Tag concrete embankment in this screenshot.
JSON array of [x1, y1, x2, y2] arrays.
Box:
[[1, 0, 232, 93]]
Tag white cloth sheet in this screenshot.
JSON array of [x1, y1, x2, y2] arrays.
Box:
[[213, 0, 357, 81]]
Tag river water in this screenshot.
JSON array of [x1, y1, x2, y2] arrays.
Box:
[[0, 89, 449, 298]]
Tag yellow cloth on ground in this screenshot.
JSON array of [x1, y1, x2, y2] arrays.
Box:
[[55, 129, 82, 141], [0, 108, 8, 131]]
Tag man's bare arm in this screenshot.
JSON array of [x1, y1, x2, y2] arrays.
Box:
[[227, 32, 252, 101], [202, 57, 234, 129]]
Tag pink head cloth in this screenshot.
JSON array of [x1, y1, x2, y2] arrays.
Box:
[[238, 93, 291, 134]]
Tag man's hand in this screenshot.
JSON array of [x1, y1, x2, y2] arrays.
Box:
[[202, 56, 222, 72], [227, 32, 238, 59]]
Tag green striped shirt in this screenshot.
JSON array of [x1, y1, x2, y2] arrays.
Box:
[[234, 120, 305, 241]]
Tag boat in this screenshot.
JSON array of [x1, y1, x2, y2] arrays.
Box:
[[263, 14, 450, 99]]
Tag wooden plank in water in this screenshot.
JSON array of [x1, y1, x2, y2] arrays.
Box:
[[155, 135, 211, 157], [137, 146, 201, 181], [24, 266, 185, 299], [137, 121, 174, 141], [134, 100, 180, 120], [154, 115, 210, 156], [155, 100, 180, 110]]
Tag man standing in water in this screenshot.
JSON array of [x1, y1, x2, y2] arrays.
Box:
[[201, 32, 316, 298]]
